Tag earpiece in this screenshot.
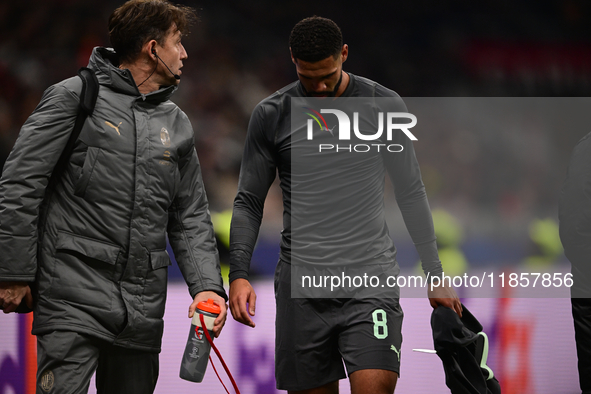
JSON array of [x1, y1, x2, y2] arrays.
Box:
[[151, 48, 180, 80]]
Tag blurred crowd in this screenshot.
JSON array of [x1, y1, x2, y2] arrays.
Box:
[[2, 0, 591, 272]]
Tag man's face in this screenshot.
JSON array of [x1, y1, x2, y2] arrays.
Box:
[[292, 45, 348, 97], [154, 26, 187, 85]]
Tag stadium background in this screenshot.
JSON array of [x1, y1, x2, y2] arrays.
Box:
[[0, 0, 589, 393]]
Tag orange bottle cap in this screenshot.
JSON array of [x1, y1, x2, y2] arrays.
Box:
[[197, 298, 221, 314]]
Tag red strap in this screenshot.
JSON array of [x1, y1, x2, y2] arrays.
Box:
[[199, 313, 241, 394], [209, 355, 231, 394]]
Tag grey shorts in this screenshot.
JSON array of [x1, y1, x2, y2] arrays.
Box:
[[36, 331, 158, 394], [274, 260, 403, 391]]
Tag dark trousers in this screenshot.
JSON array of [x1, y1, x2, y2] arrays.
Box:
[[572, 297, 591, 394], [37, 331, 159, 394]]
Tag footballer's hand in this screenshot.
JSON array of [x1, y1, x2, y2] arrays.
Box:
[[229, 278, 256, 328], [189, 291, 227, 338], [0, 282, 32, 314], [428, 282, 462, 318]]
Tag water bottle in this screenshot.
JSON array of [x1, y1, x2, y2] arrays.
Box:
[[179, 298, 220, 382]]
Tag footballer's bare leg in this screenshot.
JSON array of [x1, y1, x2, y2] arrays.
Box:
[[350, 369, 397, 394], [288, 381, 339, 394]]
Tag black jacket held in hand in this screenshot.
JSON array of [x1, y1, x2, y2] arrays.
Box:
[[0, 47, 226, 352], [432, 305, 501, 394]]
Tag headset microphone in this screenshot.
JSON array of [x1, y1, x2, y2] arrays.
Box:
[[152, 49, 181, 80]]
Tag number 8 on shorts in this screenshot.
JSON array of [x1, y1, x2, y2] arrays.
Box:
[[372, 309, 388, 339]]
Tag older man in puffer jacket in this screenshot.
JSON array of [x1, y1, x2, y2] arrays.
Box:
[[0, 1, 227, 393]]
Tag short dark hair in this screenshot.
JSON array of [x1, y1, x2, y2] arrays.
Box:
[[289, 16, 343, 63], [108, 0, 197, 63]]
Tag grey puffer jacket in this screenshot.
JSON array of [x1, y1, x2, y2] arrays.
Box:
[[0, 47, 226, 352]]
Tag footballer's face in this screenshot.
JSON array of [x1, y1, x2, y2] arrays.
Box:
[[292, 44, 348, 97]]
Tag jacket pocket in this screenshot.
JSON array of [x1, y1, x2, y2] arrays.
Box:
[[74, 146, 101, 198], [150, 249, 171, 270], [50, 232, 121, 311], [143, 249, 171, 319], [56, 231, 121, 266]]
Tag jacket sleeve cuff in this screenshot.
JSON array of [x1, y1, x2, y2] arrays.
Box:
[[0, 276, 36, 283], [189, 284, 228, 302]]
